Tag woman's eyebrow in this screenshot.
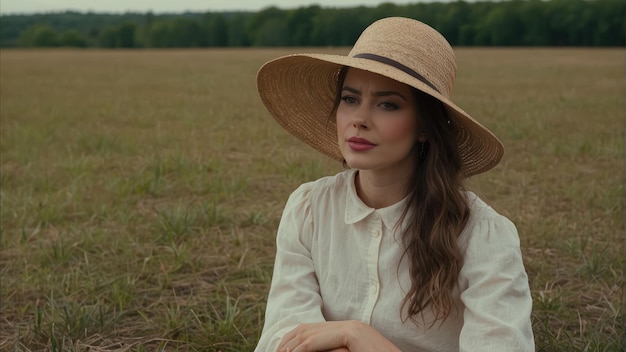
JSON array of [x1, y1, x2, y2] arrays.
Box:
[[342, 85, 407, 101], [342, 86, 360, 95], [373, 91, 408, 101]]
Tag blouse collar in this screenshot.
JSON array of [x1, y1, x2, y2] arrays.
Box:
[[344, 169, 409, 230]]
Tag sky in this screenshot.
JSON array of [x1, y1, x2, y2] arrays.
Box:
[[0, 0, 468, 15]]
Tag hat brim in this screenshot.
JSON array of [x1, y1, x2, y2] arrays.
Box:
[[257, 53, 504, 177]]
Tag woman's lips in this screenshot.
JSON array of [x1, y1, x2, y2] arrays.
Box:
[[347, 137, 376, 151]]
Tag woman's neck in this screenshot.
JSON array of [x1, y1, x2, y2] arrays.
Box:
[[355, 168, 411, 209]]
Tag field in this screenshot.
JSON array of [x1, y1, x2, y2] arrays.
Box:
[[0, 48, 622, 351]]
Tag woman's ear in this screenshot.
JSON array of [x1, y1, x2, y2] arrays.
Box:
[[418, 131, 428, 142]]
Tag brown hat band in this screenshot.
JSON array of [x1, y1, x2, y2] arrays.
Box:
[[353, 53, 441, 94]]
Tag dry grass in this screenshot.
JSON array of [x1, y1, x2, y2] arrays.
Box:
[[0, 48, 622, 351]]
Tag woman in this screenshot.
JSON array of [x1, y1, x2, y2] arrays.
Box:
[[255, 17, 534, 352]]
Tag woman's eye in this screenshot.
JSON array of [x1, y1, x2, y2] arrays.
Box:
[[341, 96, 357, 104], [380, 102, 399, 110]]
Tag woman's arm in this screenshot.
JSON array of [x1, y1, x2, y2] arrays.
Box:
[[458, 213, 535, 352], [255, 183, 327, 351], [278, 321, 401, 352]]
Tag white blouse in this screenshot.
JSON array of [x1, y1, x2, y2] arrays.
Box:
[[255, 169, 534, 352]]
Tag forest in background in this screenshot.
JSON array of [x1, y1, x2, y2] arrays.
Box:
[[0, 0, 623, 48]]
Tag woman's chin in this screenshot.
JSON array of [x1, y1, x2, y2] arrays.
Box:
[[342, 156, 374, 170]]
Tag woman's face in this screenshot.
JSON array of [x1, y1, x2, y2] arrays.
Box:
[[336, 68, 424, 174]]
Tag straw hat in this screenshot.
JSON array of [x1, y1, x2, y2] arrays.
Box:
[[256, 17, 503, 176]]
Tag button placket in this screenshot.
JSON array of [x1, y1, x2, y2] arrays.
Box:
[[360, 213, 383, 323]]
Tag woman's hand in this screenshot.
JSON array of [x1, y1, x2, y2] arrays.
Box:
[[278, 321, 348, 352], [278, 320, 401, 352]]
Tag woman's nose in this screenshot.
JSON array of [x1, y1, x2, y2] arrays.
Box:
[[352, 119, 368, 129], [351, 106, 369, 129]]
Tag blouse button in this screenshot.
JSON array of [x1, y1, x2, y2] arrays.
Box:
[[370, 285, 378, 295], [372, 229, 381, 238]]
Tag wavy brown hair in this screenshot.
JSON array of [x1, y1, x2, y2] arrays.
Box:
[[331, 67, 469, 326], [399, 88, 469, 326]]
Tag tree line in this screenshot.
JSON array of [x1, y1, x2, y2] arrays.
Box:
[[1, 0, 623, 48]]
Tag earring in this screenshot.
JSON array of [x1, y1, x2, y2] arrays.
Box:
[[419, 142, 426, 159]]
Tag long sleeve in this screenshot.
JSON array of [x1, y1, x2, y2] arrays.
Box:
[[254, 183, 326, 352], [458, 211, 535, 352]]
